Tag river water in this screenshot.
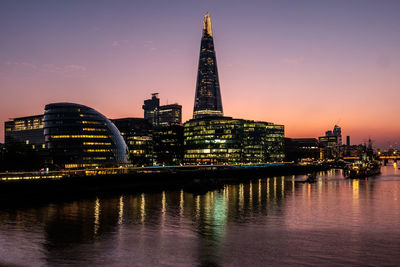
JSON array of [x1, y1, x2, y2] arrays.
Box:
[[0, 165, 399, 266]]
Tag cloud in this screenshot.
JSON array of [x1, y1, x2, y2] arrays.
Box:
[[143, 40, 157, 51], [42, 64, 86, 72], [42, 64, 87, 76], [112, 40, 129, 47], [4, 61, 37, 69], [65, 65, 87, 71], [280, 56, 304, 66], [3, 60, 87, 77]]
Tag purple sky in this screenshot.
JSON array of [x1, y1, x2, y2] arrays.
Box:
[[1, 0, 400, 148]]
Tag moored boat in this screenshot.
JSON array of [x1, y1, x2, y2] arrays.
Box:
[[344, 160, 381, 179]]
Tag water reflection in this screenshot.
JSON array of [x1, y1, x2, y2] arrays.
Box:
[[0, 167, 399, 266]]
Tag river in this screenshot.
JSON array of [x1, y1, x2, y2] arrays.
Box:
[[0, 165, 399, 266]]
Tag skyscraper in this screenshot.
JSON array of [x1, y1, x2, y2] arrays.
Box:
[[193, 13, 223, 119], [142, 93, 182, 127]]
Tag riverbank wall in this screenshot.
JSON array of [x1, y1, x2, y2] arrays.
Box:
[[0, 164, 330, 204]]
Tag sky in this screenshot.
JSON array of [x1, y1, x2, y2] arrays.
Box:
[[0, 0, 399, 149]]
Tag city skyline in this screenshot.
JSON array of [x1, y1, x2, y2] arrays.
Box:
[[1, 0, 400, 148]]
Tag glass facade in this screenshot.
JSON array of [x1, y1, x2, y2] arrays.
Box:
[[113, 118, 184, 166], [143, 93, 160, 126], [4, 115, 45, 151], [193, 13, 223, 119], [112, 118, 153, 166], [143, 93, 182, 127], [158, 104, 182, 127], [184, 117, 284, 165], [153, 125, 184, 166], [265, 124, 285, 162], [44, 103, 128, 169]]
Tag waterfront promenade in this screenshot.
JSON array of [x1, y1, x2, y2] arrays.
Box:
[[0, 163, 330, 203]]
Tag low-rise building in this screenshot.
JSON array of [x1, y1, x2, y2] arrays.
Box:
[[285, 138, 319, 162], [112, 118, 153, 166], [4, 115, 45, 150], [44, 103, 128, 169], [153, 125, 184, 166], [184, 117, 284, 165]]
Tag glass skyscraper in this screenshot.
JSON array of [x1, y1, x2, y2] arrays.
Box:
[[193, 13, 223, 119], [184, 13, 285, 164]]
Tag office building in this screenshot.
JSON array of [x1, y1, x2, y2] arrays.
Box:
[[143, 93, 182, 127], [112, 118, 153, 166], [184, 117, 284, 165], [185, 14, 285, 164], [44, 103, 128, 169], [143, 93, 160, 125], [319, 125, 343, 159], [153, 125, 184, 165], [333, 125, 342, 145], [193, 13, 223, 119], [158, 104, 182, 127], [113, 117, 184, 166], [265, 124, 285, 162], [285, 138, 319, 162], [4, 115, 45, 150]]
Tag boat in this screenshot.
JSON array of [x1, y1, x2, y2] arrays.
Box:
[[343, 138, 381, 179], [344, 160, 381, 179], [302, 173, 317, 183]]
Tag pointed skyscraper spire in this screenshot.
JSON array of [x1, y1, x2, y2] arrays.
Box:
[[193, 13, 223, 119], [203, 12, 213, 37]]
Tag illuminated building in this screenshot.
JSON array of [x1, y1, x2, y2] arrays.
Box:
[[285, 138, 319, 162], [319, 125, 344, 159], [112, 118, 153, 166], [319, 125, 342, 159], [186, 14, 285, 164], [333, 125, 342, 145], [318, 135, 338, 147], [113, 117, 184, 166], [324, 125, 342, 146], [319, 135, 339, 159], [44, 103, 128, 169], [193, 13, 223, 119], [265, 124, 285, 162], [4, 115, 45, 150], [153, 125, 184, 165], [158, 104, 182, 127], [143, 93, 182, 127], [143, 93, 160, 125], [184, 117, 284, 165]]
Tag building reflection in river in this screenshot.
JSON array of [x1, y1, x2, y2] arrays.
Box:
[[0, 167, 399, 266]]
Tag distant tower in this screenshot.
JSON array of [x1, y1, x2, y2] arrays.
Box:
[[193, 13, 223, 119], [143, 93, 160, 125], [333, 125, 342, 145]]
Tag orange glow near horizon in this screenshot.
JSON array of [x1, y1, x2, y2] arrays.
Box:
[[0, 2, 399, 148]]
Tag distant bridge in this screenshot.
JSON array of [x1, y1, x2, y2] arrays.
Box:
[[378, 155, 400, 165], [378, 155, 400, 159]]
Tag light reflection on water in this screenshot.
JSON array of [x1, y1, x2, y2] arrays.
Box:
[[0, 166, 399, 266]]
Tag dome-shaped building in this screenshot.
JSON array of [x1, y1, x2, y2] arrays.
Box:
[[44, 103, 128, 169]]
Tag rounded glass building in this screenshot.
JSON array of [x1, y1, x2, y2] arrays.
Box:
[[44, 103, 128, 169]]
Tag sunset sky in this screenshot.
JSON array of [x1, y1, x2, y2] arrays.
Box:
[[1, 0, 399, 148]]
